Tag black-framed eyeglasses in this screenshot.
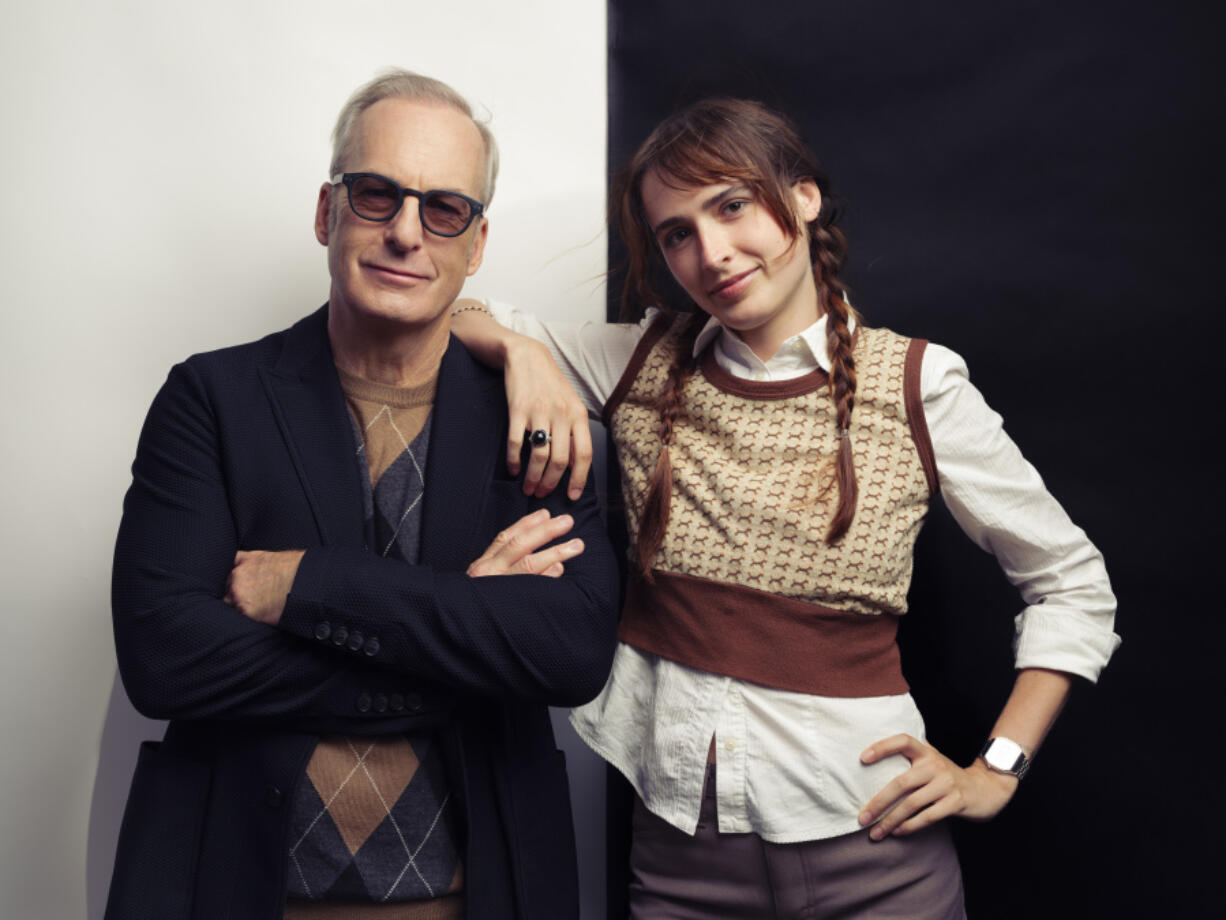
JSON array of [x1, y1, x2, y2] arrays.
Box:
[[330, 172, 485, 237]]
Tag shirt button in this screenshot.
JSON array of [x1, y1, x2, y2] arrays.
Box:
[[724, 739, 737, 753]]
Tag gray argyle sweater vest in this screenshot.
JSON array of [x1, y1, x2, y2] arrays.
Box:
[[284, 369, 463, 908]]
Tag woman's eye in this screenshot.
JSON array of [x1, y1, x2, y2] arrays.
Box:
[[662, 227, 691, 248]]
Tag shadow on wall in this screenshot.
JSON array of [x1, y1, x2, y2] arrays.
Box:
[[86, 673, 165, 920]]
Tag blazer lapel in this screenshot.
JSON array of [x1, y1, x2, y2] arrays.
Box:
[[259, 306, 366, 548], [420, 337, 504, 571]]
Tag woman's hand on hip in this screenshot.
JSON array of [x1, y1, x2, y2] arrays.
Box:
[[504, 337, 592, 501], [857, 734, 1018, 840]]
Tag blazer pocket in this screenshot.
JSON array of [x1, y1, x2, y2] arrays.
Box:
[[104, 741, 212, 920]]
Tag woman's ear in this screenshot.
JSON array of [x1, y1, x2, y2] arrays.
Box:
[[793, 179, 822, 223]]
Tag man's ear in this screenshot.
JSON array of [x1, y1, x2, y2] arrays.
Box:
[[465, 217, 489, 276], [314, 183, 333, 245], [793, 178, 822, 223]]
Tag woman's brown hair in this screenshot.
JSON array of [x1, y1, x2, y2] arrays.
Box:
[[612, 98, 858, 578]]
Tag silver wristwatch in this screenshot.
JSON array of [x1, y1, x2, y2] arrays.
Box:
[[979, 737, 1031, 780]]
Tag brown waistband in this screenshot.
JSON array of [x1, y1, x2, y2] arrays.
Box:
[[618, 570, 908, 698]]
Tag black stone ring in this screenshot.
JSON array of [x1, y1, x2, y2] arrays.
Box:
[[527, 428, 551, 448]]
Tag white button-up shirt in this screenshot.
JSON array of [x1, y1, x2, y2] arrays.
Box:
[[488, 302, 1120, 843]]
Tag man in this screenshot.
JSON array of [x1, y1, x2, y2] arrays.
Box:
[[106, 70, 619, 920]]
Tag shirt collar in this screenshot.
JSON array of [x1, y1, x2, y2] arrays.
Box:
[[692, 312, 856, 380]]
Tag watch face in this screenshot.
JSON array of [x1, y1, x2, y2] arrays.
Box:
[[984, 738, 1025, 773]]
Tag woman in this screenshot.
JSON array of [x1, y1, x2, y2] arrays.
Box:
[[451, 98, 1118, 918]]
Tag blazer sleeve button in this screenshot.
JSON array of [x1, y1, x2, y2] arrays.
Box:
[[314, 622, 331, 641], [389, 693, 405, 711], [363, 637, 381, 657], [347, 630, 364, 652], [332, 626, 349, 646], [405, 692, 424, 713], [356, 692, 372, 713], [373, 693, 389, 713]]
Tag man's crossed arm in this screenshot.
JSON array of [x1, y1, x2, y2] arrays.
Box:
[[225, 510, 585, 626]]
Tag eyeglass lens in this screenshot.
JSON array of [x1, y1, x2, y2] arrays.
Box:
[[347, 174, 476, 236]]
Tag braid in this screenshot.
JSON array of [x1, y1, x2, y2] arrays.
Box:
[[634, 312, 705, 579], [812, 223, 859, 543], [612, 97, 864, 547]]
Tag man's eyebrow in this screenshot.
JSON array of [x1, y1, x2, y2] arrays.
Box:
[[362, 171, 476, 197], [651, 186, 750, 236]]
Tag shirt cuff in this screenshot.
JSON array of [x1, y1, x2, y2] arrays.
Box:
[[1013, 605, 1122, 683]]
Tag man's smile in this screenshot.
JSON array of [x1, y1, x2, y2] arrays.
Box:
[[363, 262, 430, 284]]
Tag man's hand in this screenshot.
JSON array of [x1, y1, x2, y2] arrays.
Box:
[[856, 734, 1018, 840], [224, 549, 305, 626], [467, 509, 584, 577]]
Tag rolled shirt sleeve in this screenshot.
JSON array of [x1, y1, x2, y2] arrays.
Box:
[[922, 343, 1121, 681]]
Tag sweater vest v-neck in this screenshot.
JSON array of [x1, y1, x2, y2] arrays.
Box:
[[604, 315, 938, 698]]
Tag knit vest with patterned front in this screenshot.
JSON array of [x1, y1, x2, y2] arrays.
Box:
[[285, 370, 463, 914], [603, 315, 939, 698]]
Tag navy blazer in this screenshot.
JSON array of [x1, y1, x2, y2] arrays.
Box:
[[106, 306, 620, 920]]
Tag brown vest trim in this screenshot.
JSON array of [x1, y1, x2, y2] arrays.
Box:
[[699, 347, 831, 399], [903, 338, 939, 497], [617, 570, 909, 698], [601, 312, 674, 428]]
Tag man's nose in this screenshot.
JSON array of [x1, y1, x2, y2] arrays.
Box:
[[384, 198, 425, 250]]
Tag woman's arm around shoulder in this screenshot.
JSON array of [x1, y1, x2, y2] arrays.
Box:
[[450, 298, 656, 497]]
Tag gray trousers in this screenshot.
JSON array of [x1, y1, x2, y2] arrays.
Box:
[[629, 768, 966, 919]]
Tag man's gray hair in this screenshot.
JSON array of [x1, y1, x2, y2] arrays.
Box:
[[330, 69, 500, 205]]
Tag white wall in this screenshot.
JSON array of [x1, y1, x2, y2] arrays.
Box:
[[0, 3, 608, 918]]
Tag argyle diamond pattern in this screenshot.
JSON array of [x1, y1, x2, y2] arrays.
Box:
[[285, 381, 460, 906], [287, 735, 462, 902]]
